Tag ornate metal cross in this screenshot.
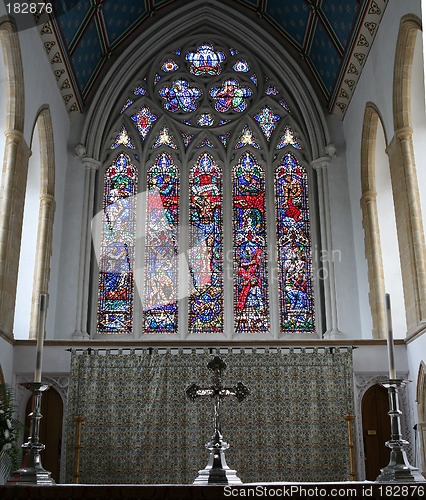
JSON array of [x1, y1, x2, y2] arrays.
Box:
[[186, 356, 250, 485]]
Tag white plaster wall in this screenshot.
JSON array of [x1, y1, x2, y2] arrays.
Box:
[[326, 114, 362, 338], [342, 0, 422, 339], [13, 124, 40, 339]]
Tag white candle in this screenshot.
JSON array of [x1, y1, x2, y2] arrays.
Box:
[[385, 293, 396, 379], [34, 294, 47, 383]]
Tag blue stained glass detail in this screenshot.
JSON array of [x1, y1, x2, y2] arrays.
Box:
[[131, 107, 158, 139], [254, 106, 280, 140], [265, 86, 279, 95], [277, 127, 301, 150], [110, 126, 136, 150], [198, 113, 215, 126], [159, 79, 202, 112], [161, 59, 179, 72], [133, 86, 146, 95]]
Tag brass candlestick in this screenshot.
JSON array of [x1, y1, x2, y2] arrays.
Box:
[[73, 414, 85, 484]]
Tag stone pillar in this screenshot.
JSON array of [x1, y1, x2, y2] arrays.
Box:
[[29, 194, 56, 339], [73, 145, 100, 339], [387, 128, 426, 334], [0, 129, 30, 338], [311, 148, 343, 338], [360, 190, 386, 339]]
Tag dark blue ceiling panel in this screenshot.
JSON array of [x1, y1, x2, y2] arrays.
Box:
[[309, 20, 342, 95], [321, 0, 360, 48], [265, 0, 311, 48], [103, 0, 148, 46], [71, 17, 104, 94], [55, 0, 92, 47]]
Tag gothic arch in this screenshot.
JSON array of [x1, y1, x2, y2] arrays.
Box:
[[28, 106, 56, 339], [417, 361, 426, 473], [360, 103, 387, 339], [389, 14, 426, 335], [0, 16, 29, 339], [77, 1, 334, 339]]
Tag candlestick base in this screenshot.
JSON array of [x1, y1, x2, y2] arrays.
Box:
[[376, 379, 425, 483], [6, 383, 55, 486], [193, 431, 242, 485]]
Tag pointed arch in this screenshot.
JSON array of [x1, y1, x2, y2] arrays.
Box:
[[28, 106, 56, 339], [0, 17, 28, 339], [390, 14, 426, 335], [360, 103, 387, 339]]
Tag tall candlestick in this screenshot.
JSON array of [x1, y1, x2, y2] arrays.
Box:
[[385, 293, 396, 379], [34, 294, 47, 383]]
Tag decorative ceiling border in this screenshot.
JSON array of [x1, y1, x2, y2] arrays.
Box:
[[34, 11, 83, 114], [329, 0, 388, 119]]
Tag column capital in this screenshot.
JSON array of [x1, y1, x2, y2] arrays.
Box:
[[361, 190, 377, 204], [75, 144, 101, 171], [39, 193, 55, 206], [395, 126, 413, 142], [310, 156, 330, 171], [4, 128, 23, 144]]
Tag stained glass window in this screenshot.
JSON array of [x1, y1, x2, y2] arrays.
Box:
[[110, 126, 136, 150], [182, 133, 194, 146], [159, 79, 202, 112], [277, 127, 301, 150], [186, 43, 225, 76], [121, 99, 134, 113], [144, 153, 179, 333], [197, 139, 214, 148], [188, 153, 223, 332], [97, 153, 137, 334], [233, 152, 269, 332], [133, 86, 146, 96], [98, 40, 315, 338], [265, 86, 278, 95], [210, 79, 252, 112], [275, 153, 314, 333], [153, 127, 177, 149], [233, 60, 249, 72], [131, 107, 158, 139], [198, 113, 215, 126], [254, 106, 280, 141], [161, 59, 179, 72], [235, 126, 260, 149]]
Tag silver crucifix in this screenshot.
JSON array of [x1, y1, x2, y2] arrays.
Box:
[[186, 356, 250, 485]]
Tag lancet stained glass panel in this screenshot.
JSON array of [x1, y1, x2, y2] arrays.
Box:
[[233, 152, 269, 332], [188, 153, 223, 333], [144, 153, 179, 333], [275, 153, 314, 333], [97, 153, 137, 334]]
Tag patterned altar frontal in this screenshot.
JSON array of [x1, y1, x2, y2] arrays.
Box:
[[65, 348, 354, 484]]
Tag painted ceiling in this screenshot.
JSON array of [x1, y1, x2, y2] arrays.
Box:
[[35, 0, 388, 117]]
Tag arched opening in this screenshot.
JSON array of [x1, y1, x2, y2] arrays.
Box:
[[362, 384, 391, 480], [417, 361, 426, 474]]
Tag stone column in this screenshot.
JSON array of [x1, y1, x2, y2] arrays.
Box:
[[73, 145, 100, 339], [360, 190, 386, 339], [0, 129, 30, 338], [29, 194, 56, 339], [387, 128, 426, 334], [311, 148, 343, 338]]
